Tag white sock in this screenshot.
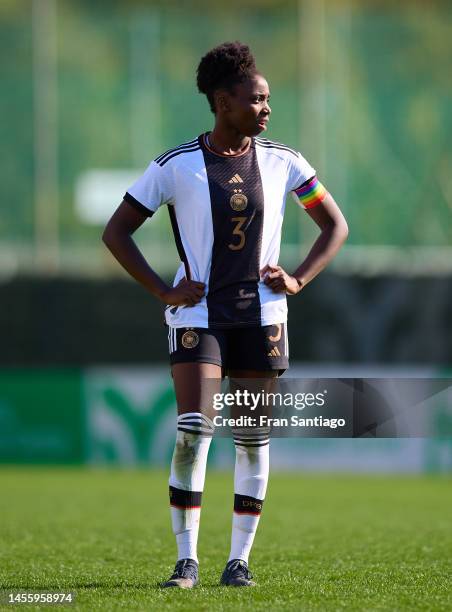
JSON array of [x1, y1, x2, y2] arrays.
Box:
[[169, 412, 213, 563], [228, 431, 270, 563]]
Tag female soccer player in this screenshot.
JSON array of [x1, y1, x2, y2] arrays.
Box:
[[102, 41, 348, 588]]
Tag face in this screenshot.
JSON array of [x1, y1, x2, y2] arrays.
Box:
[[216, 73, 271, 136]]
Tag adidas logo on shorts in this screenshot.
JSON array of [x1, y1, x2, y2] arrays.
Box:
[[267, 347, 281, 357]]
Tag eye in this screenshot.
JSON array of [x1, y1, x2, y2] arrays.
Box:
[[251, 95, 269, 103]]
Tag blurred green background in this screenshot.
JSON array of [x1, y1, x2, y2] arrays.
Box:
[[1, 0, 451, 276]]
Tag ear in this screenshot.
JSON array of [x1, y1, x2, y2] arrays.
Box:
[[214, 89, 230, 113]]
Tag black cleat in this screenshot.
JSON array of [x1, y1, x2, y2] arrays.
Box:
[[220, 559, 256, 587], [162, 558, 199, 589]]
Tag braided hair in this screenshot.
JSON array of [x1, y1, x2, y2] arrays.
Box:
[[196, 41, 258, 113]]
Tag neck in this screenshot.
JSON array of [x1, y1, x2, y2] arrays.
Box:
[[208, 125, 251, 156]]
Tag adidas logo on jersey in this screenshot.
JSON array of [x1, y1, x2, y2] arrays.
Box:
[[267, 347, 281, 357], [228, 173, 243, 184]]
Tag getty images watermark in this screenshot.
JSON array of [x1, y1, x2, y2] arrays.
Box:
[[198, 378, 452, 438], [212, 388, 347, 430]]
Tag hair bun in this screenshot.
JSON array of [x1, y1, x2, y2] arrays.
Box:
[[197, 41, 257, 113]]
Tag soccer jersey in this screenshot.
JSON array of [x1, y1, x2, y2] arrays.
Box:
[[124, 133, 326, 329]]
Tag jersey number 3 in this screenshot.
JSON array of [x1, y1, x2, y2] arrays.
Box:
[[228, 217, 246, 251]]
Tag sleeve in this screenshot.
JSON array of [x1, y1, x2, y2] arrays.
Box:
[[123, 160, 173, 217], [287, 152, 328, 210]]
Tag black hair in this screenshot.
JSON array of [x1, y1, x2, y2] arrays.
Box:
[[196, 41, 258, 113]]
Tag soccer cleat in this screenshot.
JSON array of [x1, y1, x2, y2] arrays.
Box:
[[162, 558, 199, 588], [220, 559, 256, 587]]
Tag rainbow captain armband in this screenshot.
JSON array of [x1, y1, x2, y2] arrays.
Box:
[[293, 176, 328, 209]]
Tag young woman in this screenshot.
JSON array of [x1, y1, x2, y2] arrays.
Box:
[[102, 41, 348, 588]]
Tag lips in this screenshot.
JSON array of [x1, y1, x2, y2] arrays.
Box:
[[258, 118, 269, 127]]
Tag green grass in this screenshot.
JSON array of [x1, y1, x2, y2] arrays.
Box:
[[0, 469, 451, 611]]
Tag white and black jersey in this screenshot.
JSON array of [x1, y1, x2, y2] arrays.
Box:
[[124, 133, 322, 329]]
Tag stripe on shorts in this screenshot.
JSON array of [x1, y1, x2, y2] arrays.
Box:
[[168, 327, 177, 353]]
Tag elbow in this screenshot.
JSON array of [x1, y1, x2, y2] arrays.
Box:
[[340, 219, 349, 244], [323, 217, 349, 244], [333, 210, 349, 245], [101, 227, 109, 247], [102, 224, 114, 249], [102, 224, 131, 252]]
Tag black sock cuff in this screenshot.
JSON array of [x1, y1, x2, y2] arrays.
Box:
[[169, 485, 202, 509], [234, 493, 264, 515]]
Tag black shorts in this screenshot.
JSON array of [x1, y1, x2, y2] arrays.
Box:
[[167, 323, 288, 374]]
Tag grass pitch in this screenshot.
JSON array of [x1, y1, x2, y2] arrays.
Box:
[[0, 468, 451, 611]]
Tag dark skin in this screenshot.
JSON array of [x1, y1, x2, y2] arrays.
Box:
[[102, 72, 348, 415]]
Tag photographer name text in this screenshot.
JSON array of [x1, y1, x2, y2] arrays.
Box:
[[213, 415, 346, 429]]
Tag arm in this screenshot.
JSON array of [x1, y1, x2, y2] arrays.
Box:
[[102, 200, 205, 306], [261, 192, 348, 294]]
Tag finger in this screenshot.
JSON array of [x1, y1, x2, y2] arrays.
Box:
[[267, 279, 285, 290], [269, 284, 286, 293], [185, 290, 204, 303], [260, 265, 279, 276], [264, 272, 283, 283], [188, 293, 203, 304], [190, 286, 205, 296], [189, 287, 205, 298], [189, 281, 206, 289]]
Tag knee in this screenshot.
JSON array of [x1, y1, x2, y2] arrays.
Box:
[[173, 431, 201, 465], [170, 429, 211, 491], [234, 441, 270, 462]]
